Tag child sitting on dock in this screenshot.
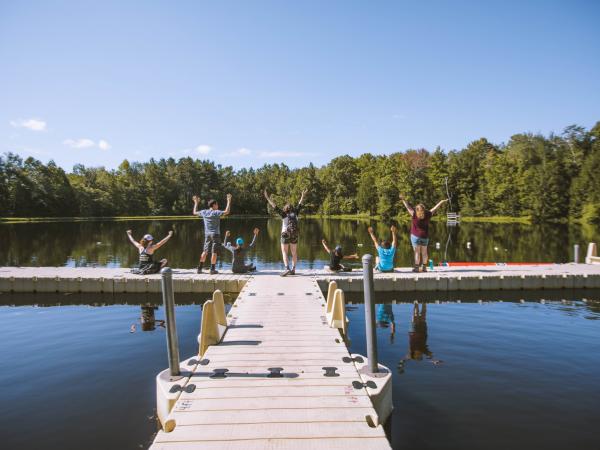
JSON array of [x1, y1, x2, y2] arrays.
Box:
[[223, 228, 259, 273], [321, 239, 359, 272], [126, 230, 173, 274], [399, 194, 448, 272], [367, 225, 397, 272]]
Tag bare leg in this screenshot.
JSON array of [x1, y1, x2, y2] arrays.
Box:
[[290, 243, 298, 269], [160, 259, 168, 269], [281, 243, 289, 268], [421, 246, 428, 266], [200, 251, 208, 264], [211, 252, 217, 265], [413, 247, 421, 265]]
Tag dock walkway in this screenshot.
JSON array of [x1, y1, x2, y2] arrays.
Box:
[[150, 275, 391, 449], [2, 264, 600, 294]]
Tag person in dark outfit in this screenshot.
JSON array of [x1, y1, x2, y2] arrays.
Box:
[[399, 194, 448, 272], [224, 228, 259, 273], [264, 189, 308, 276], [126, 230, 173, 274], [321, 239, 359, 272], [193, 193, 232, 274]]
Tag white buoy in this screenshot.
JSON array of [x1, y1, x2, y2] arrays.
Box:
[[435, 242, 441, 249], [494, 246, 499, 251], [466, 241, 471, 249]]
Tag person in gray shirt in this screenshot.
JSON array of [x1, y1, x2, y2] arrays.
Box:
[[193, 193, 232, 274], [223, 228, 259, 273]]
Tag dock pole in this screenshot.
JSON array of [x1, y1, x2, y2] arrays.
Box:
[[574, 244, 580, 264], [160, 267, 181, 378], [362, 254, 379, 374]]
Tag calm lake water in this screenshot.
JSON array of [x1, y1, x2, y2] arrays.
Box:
[[1, 218, 599, 268], [1, 294, 599, 450]]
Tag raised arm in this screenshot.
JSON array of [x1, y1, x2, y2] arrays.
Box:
[[223, 193, 232, 216], [321, 238, 331, 254], [390, 225, 397, 248], [343, 252, 360, 260], [367, 227, 380, 249], [264, 189, 277, 209], [152, 231, 173, 250], [248, 228, 259, 248], [399, 194, 414, 216], [430, 198, 448, 215], [126, 230, 143, 250], [192, 195, 201, 215], [223, 230, 234, 254]]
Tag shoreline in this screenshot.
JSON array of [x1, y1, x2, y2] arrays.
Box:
[[1, 214, 535, 225]]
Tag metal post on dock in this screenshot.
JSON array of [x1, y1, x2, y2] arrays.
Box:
[[160, 267, 181, 378], [362, 254, 379, 374], [574, 244, 580, 264]]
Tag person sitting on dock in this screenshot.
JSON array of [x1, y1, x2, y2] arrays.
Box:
[[321, 239, 359, 272], [367, 225, 397, 272], [126, 230, 173, 274], [264, 188, 308, 276], [223, 228, 259, 274], [193, 193, 232, 275], [399, 194, 448, 273]]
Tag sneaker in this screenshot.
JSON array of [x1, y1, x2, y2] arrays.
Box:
[[421, 265, 427, 272], [196, 266, 203, 274], [289, 268, 296, 275], [209, 268, 219, 275], [412, 266, 420, 273], [280, 269, 291, 277]]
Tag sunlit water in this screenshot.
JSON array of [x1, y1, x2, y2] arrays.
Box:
[[1, 218, 598, 269], [1, 294, 599, 450]]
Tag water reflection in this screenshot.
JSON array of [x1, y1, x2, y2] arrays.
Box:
[[1, 218, 598, 268], [376, 304, 396, 342], [407, 301, 431, 361], [139, 305, 165, 331]]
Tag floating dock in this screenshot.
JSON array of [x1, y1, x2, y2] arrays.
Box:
[[151, 275, 392, 449], [1, 264, 600, 294]]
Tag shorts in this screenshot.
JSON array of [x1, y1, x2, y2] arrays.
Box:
[[410, 234, 429, 248], [375, 265, 394, 273], [280, 232, 298, 245], [203, 233, 222, 254]]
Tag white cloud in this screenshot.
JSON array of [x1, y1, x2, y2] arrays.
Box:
[[236, 147, 252, 155], [63, 138, 95, 149], [63, 138, 111, 150], [10, 118, 47, 131], [195, 144, 211, 155], [258, 150, 305, 158]]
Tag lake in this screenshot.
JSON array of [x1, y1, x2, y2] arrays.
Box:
[[1, 218, 598, 269], [1, 294, 599, 449]]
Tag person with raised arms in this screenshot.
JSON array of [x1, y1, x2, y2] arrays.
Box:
[[223, 228, 259, 274], [264, 188, 308, 276], [193, 193, 232, 274], [126, 229, 173, 274], [399, 194, 448, 272], [367, 225, 397, 272]]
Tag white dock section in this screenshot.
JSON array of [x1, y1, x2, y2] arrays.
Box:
[[2, 264, 600, 294], [150, 275, 391, 450]]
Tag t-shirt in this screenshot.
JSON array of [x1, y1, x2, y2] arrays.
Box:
[[411, 210, 432, 238], [275, 205, 301, 235], [198, 209, 224, 234], [329, 250, 343, 270], [377, 247, 396, 271]]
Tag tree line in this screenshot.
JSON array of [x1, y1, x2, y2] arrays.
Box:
[[1, 121, 599, 223]]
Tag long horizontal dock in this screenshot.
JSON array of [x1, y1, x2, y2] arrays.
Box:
[[1, 264, 600, 294], [151, 275, 392, 449]]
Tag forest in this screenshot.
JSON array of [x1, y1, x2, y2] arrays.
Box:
[[1, 122, 599, 224]]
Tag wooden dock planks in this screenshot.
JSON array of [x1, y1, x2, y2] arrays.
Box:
[[149, 275, 391, 450]]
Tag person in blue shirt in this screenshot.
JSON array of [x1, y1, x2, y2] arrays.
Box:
[[367, 225, 397, 272], [192, 193, 232, 274]]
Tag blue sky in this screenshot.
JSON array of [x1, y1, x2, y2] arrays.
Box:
[[1, 0, 599, 170]]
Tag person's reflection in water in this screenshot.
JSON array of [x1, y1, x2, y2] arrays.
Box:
[[398, 301, 443, 371], [140, 305, 165, 332], [376, 304, 395, 343]]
